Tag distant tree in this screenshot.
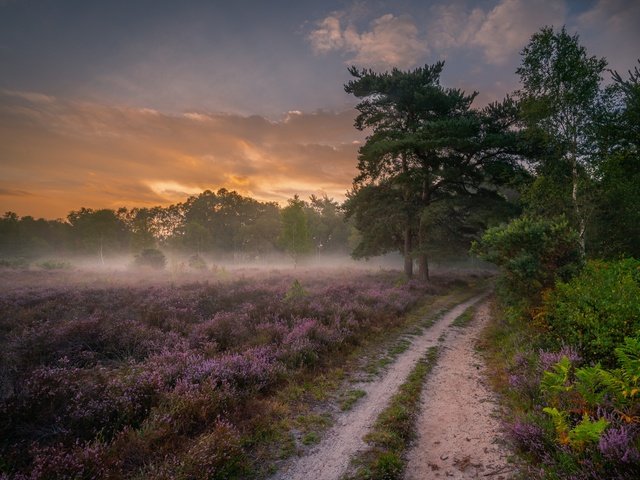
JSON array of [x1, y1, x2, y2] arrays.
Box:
[[238, 202, 281, 256], [280, 195, 313, 265], [182, 220, 210, 254], [0, 212, 72, 257], [305, 195, 350, 254], [0, 212, 20, 255], [117, 207, 156, 251], [344, 63, 522, 279], [177, 189, 281, 257], [133, 248, 167, 270], [67, 208, 129, 263], [517, 26, 607, 254]]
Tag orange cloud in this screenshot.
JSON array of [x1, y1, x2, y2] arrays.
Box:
[[0, 91, 363, 218]]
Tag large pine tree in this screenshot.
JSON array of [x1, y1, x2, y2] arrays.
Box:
[[344, 62, 522, 279]]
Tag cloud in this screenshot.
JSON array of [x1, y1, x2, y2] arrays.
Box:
[[425, 0, 567, 65], [309, 1, 568, 68], [0, 92, 363, 218], [308, 12, 428, 69], [426, 4, 485, 52], [0, 187, 32, 197], [308, 14, 345, 54], [2, 90, 56, 104], [473, 0, 567, 64]]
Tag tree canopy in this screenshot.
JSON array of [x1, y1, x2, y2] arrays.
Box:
[[344, 62, 523, 279], [516, 26, 607, 253]]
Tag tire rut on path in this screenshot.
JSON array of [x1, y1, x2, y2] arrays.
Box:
[[404, 301, 514, 480], [272, 294, 487, 480]]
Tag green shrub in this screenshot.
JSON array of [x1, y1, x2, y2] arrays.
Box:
[[37, 260, 72, 270], [373, 452, 403, 479], [133, 248, 167, 270], [471, 216, 582, 300], [542, 259, 640, 366], [180, 419, 248, 479], [284, 279, 307, 302], [188, 254, 207, 270], [0, 257, 30, 269]]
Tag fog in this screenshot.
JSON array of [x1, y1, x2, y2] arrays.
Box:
[[0, 251, 495, 293]]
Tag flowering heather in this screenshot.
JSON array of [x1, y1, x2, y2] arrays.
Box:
[[0, 268, 433, 478], [510, 420, 547, 457], [538, 346, 582, 372], [505, 345, 640, 479], [599, 426, 640, 464]]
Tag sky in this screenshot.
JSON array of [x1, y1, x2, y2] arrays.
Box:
[[1, 0, 639, 219]]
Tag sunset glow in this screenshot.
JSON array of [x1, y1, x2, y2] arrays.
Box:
[[1, 0, 638, 218]]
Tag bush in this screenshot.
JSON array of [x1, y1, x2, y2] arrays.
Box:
[[471, 216, 582, 299], [0, 257, 30, 269], [283, 279, 307, 302], [188, 254, 207, 270], [541, 259, 640, 366], [37, 259, 72, 270], [134, 248, 167, 270], [179, 418, 248, 479]]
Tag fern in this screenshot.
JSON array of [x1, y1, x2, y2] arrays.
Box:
[[541, 356, 573, 405], [614, 337, 640, 399], [574, 365, 609, 409], [567, 414, 609, 450], [543, 407, 570, 445]]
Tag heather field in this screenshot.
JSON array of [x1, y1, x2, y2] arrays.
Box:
[[0, 267, 478, 479]]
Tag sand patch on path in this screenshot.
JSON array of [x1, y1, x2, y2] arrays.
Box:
[[404, 301, 514, 479]]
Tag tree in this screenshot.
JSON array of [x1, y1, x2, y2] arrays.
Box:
[[0, 212, 72, 258], [304, 195, 350, 254], [67, 208, 129, 263], [344, 63, 522, 279], [517, 26, 607, 254], [176, 189, 282, 257], [117, 207, 156, 251], [344, 181, 412, 261], [472, 216, 582, 301], [133, 248, 167, 270], [590, 60, 640, 257], [279, 195, 313, 265]]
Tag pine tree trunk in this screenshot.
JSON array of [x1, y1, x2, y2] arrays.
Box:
[[403, 225, 413, 278], [418, 253, 429, 282], [417, 218, 429, 282]]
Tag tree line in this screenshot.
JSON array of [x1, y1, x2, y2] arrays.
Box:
[[0, 189, 351, 262]]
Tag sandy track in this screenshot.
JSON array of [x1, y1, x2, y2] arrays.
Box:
[[404, 301, 513, 479], [271, 294, 487, 480]]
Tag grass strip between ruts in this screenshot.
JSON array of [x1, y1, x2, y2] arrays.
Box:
[[343, 346, 440, 480]]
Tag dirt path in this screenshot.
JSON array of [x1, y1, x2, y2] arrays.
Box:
[[272, 294, 487, 480], [404, 301, 513, 479]]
